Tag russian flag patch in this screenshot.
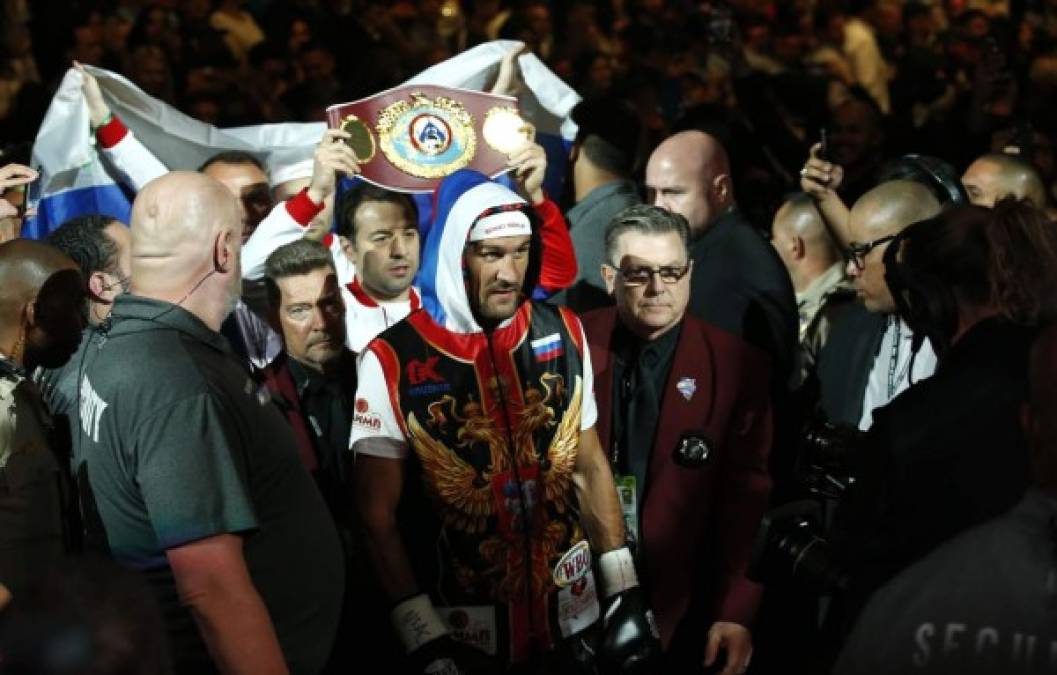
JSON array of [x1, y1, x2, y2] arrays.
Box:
[[531, 333, 564, 362]]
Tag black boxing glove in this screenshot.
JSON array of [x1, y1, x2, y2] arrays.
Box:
[[597, 547, 661, 675], [391, 594, 480, 675]]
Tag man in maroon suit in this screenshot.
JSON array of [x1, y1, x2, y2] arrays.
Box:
[[580, 204, 773, 674]]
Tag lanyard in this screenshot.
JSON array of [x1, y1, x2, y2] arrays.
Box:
[[886, 317, 912, 399]]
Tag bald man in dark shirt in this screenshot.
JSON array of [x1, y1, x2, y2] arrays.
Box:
[[0, 239, 85, 598]]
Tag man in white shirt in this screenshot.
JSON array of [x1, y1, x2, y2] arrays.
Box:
[[817, 179, 942, 430]]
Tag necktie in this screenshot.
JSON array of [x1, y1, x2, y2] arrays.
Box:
[[623, 346, 659, 506]]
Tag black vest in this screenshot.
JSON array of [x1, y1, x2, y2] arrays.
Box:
[[368, 301, 593, 660]]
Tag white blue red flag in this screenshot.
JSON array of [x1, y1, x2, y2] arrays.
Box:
[[25, 41, 580, 239]]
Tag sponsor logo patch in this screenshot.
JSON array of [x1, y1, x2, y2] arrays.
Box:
[[407, 357, 445, 385], [439, 605, 497, 656], [408, 382, 453, 397], [352, 398, 382, 431]]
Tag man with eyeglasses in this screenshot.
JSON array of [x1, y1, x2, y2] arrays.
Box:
[[816, 180, 942, 430], [581, 204, 773, 674], [645, 131, 797, 382]]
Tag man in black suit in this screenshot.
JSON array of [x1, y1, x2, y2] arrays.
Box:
[[645, 130, 798, 381], [645, 130, 801, 675]]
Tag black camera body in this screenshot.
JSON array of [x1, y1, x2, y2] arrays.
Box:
[[748, 419, 865, 593]]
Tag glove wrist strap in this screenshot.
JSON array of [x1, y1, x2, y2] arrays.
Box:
[[599, 547, 639, 598], [390, 593, 449, 652]]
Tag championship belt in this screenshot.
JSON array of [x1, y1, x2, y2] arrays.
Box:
[[326, 85, 532, 193]]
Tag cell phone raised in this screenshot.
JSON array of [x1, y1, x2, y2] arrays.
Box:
[[819, 128, 830, 162]]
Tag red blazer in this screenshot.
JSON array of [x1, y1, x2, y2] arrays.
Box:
[[581, 308, 773, 650]]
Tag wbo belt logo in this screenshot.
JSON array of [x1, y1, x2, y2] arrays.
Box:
[[376, 92, 477, 179], [552, 540, 592, 588]]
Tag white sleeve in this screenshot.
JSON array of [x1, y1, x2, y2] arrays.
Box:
[[328, 235, 357, 287], [100, 132, 168, 193], [241, 202, 309, 281], [350, 349, 410, 459], [579, 322, 598, 431]]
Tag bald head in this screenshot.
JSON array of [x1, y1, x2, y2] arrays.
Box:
[[0, 239, 85, 368], [849, 180, 942, 240], [774, 195, 830, 246], [646, 130, 733, 236], [772, 195, 840, 291], [0, 239, 78, 308], [846, 180, 941, 314], [130, 172, 242, 330], [962, 154, 1047, 208]]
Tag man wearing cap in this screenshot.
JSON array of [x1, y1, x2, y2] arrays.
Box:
[[352, 169, 658, 673], [554, 96, 642, 314]]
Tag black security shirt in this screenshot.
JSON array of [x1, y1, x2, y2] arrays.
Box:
[[75, 294, 343, 674]]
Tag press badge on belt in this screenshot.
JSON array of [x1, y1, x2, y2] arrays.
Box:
[[614, 475, 639, 546]]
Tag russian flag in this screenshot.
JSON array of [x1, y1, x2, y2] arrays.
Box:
[[25, 66, 324, 239], [531, 333, 564, 362], [27, 41, 580, 242]]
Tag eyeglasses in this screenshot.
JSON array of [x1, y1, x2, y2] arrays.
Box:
[[845, 235, 897, 271], [608, 262, 691, 286]]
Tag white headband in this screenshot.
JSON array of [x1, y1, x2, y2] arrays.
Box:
[[468, 209, 532, 242]]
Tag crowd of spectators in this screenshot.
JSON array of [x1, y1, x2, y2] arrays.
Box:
[[2, 0, 1057, 227], [4, 1, 1057, 674]]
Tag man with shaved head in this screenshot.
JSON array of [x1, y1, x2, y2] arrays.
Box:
[[0, 239, 84, 599], [961, 152, 1048, 208], [816, 180, 942, 429], [646, 130, 797, 380], [772, 194, 856, 386], [74, 172, 343, 674]]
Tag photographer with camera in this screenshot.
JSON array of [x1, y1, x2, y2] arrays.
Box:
[[835, 321, 1057, 674], [756, 198, 1057, 666], [832, 198, 1057, 626]]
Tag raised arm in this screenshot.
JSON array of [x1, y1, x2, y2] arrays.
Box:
[[800, 142, 853, 249], [507, 142, 578, 294], [77, 63, 168, 192], [241, 129, 360, 281]]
